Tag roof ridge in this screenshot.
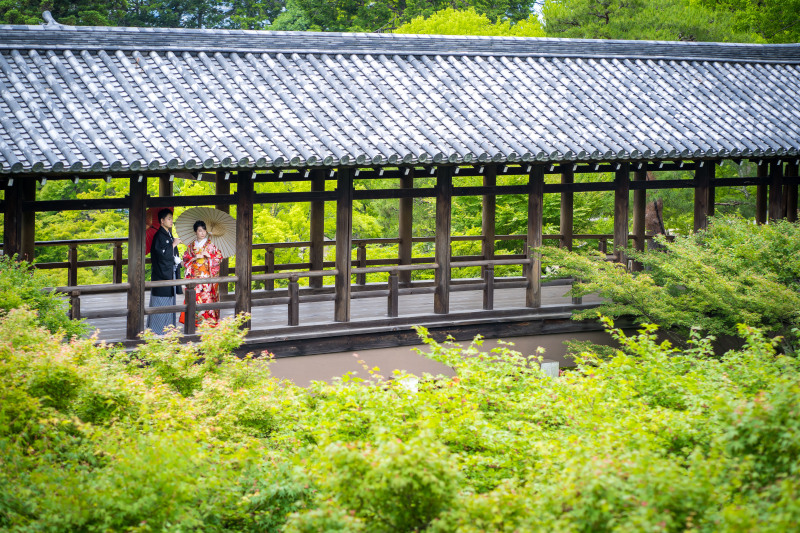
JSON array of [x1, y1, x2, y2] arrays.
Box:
[[1, 17, 799, 64]]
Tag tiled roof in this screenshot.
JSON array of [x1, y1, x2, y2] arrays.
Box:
[[1, 17, 799, 175]]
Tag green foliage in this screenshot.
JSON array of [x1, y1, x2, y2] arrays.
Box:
[[0, 255, 88, 338], [396, 7, 545, 37], [2, 303, 800, 531], [544, 216, 800, 350]]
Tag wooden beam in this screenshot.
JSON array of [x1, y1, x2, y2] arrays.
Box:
[[215, 171, 231, 297], [482, 164, 496, 285], [694, 163, 711, 232], [560, 165, 573, 250], [786, 161, 798, 223], [309, 170, 326, 289], [768, 161, 784, 221], [126, 175, 147, 340], [614, 164, 630, 263], [235, 171, 254, 329], [434, 166, 453, 314], [3, 179, 22, 258], [631, 169, 646, 271], [526, 165, 544, 308], [20, 179, 36, 261], [756, 163, 768, 224], [398, 168, 414, 286], [334, 168, 354, 322]]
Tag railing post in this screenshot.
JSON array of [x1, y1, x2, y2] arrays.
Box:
[[127, 175, 147, 340], [572, 278, 583, 305], [388, 272, 399, 317], [3, 178, 22, 259], [265, 246, 275, 291], [560, 164, 574, 251], [787, 160, 798, 223], [67, 243, 78, 287], [614, 163, 631, 264], [235, 171, 254, 329], [768, 160, 785, 221], [434, 166, 452, 314], [482, 265, 494, 311], [309, 169, 326, 289], [356, 243, 367, 285], [599, 237, 607, 254], [398, 167, 414, 286], [288, 275, 299, 326], [184, 285, 196, 335], [694, 162, 711, 232], [216, 170, 231, 297], [334, 168, 353, 322], [113, 242, 123, 284], [632, 169, 647, 271], [526, 165, 544, 308], [482, 164, 496, 286], [70, 290, 81, 320], [756, 162, 768, 224]]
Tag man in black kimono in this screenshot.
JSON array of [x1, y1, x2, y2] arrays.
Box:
[[147, 208, 182, 334]]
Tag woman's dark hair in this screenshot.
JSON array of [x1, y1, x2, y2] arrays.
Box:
[[157, 208, 172, 223], [193, 220, 207, 232]]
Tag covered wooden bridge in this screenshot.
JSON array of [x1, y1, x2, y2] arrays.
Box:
[[1, 14, 799, 354]]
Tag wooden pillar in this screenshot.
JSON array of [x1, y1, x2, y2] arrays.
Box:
[[631, 169, 646, 271], [786, 161, 798, 223], [334, 168, 353, 322], [235, 171, 254, 328], [398, 168, 414, 286], [614, 164, 630, 263], [309, 170, 325, 289], [481, 164, 496, 282], [434, 166, 452, 314], [756, 163, 768, 224], [3, 179, 22, 259], [126, 175, 147, 340], [159, 175, 173, 197], [21, 179, 35, 262], [694, 163, 711, 232], [708, 164, 716, 218], [215, 171, 231, 297], [560, 165, 573, 250], [768, 161, 785, 221], [526, 165, 544, 308]]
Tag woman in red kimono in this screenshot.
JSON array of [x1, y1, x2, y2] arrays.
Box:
[[181, 220, 224, 326]]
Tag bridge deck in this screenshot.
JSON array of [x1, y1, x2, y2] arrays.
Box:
[[83, 283, 603, 356]]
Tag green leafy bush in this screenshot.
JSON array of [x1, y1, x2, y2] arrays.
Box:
[[0, 255, 88, 338], [544, 216, 800, 351]]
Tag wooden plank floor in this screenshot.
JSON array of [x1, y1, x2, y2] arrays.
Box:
[[83, 282, 601, 344]]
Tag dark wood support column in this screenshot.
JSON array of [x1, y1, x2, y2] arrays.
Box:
[[434, 166, 453, 315], [398, 168, 414, 286], [560, 165, 574, 250], [756, 163, 768, 224], [481, 164, 496, 282], [694, 163, 711, 232], [631, 169, 646, 271], [21, 179, 35, 262], [786, 161, 798, 223], [614, 164, 630, 264], [3, 179, 22, 259], [215, 171, 231, 297], [768, 161, 785, 221], [334, 168, 354, 322], [235, 171, 254, 328], [526, 165, 544, 308], [309, 170, 326, 289], [126, 175, 147, 340], [708, 164, 716, 218], [159, 175, 173, 197]]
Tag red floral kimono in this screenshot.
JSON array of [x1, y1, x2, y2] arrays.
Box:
[[181, 238, 223, 326]]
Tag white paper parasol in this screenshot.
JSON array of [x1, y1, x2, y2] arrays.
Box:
[[175, 207, 237, 258]]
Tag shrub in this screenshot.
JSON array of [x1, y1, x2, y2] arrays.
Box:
[[0, 255, 88, 338]]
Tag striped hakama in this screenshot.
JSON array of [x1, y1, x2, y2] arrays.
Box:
[[147, 293, 176, 334]]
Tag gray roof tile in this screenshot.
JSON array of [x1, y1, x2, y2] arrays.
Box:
[[1, 22, 800, 174]]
